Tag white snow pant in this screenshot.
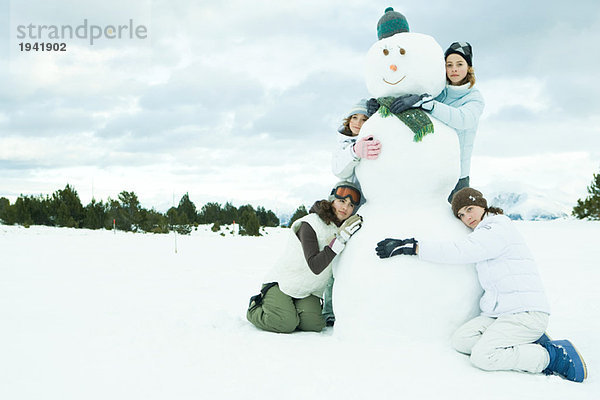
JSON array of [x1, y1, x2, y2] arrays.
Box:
[[452, 311, 550, 373]]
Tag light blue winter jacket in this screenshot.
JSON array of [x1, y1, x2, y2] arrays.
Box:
[[430, 84, 485, 178], [418, 214, 551, 317]]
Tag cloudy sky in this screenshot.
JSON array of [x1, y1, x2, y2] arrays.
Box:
[[1, 0, 599, 215]]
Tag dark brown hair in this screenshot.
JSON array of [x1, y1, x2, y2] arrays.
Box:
[[311, 200, 342, 226], [486, 206, 504, 216]]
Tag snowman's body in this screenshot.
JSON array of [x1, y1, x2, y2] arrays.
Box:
[[333, 32, 480, 341]]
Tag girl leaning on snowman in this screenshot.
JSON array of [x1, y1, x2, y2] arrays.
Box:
[[332, 9, 484, 204], [246, 181, 363, 333], [325, 99, 381, 326], [355, 7, 485, 202], [362, 39, 485, 203], [375, 187, 587, 383]]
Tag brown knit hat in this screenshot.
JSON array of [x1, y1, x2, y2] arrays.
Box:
[[451, 188, 487, 217]]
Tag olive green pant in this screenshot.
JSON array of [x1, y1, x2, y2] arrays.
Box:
[[246, 283, 326, 333]]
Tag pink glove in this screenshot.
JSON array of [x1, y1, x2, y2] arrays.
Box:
[[353, 135, 382, 160]]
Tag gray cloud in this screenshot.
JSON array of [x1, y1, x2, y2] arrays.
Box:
[[2, 0, 599, 212], [251, 71, 364, 139]]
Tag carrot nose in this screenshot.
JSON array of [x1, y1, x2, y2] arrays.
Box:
[[390, 64, 397, 71]]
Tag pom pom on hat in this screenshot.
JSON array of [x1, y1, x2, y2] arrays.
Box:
[[377, 7, 409, 40], [451, 187, 487, 217], [445, 41, 473, 66]]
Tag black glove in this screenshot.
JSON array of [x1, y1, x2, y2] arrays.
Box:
[[366, 98, 380, 117], [389, 94, 422, 114], [376, 238, 418, 258], [447, 176, 470, 203]]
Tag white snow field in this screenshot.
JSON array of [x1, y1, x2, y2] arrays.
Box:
[[1, 220, 598, 400]]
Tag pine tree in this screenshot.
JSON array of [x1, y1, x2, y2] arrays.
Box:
[[167, 207, 192, 235], [12, 194, 52, 226], [177, 193, 197, 224], [31, 195, 52, 226], [221, 202, 239, 225], [256, 206, 279, 227], [264, 209, 280, 227], [56, 202, 76, 227], [51, 184, 84, 228], [139, 208, 169, 233], [239, 208, 260, 236], [104, 198, 121, 230], [83, 199, 107, 229], [573, 172, 600, 220], [118, 191, 142, 231], [14, 196, 34, 226], [288, 205, 308, 227], [199, 202, 222, 224], [0, 197, 16, 225]]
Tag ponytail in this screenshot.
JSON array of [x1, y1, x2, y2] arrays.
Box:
[[486, 206, 504, 216]]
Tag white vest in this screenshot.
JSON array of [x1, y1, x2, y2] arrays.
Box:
[[265, 213, 339, 299]]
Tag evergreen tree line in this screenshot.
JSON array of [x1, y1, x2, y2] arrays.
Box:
[[3, 170, 597, 234], [0, 184, 281, 236]]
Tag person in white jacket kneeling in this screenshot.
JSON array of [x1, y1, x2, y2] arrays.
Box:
[[375, 187, 587, 383]]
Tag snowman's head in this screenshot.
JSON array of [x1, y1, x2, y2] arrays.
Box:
[[365, 32, 446, 98]]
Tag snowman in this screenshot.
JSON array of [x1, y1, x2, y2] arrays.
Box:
[[333, 8, 480, 342]]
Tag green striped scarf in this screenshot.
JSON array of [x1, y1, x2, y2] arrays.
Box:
[[377, 96, 434, 142]]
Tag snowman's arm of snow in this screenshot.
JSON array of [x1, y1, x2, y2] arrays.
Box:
[[418, 224, 507, 265], [296, 222, 337, 275], [429, 91, 484, 130], [332, 136, 360, 181]]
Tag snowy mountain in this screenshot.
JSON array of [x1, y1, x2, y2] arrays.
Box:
[[489, 191, 570, 220], [275, 211, 293, 227]]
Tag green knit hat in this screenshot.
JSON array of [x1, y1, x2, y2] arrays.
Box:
[[377, 7, 409, 40], [451, 187, 488, 217]]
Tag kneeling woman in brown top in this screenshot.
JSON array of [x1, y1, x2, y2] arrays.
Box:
[[246, 181, 363, 333]]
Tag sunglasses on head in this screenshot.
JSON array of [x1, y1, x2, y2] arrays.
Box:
[[331, 185, 361, 205]]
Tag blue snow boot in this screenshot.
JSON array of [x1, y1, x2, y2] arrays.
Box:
[[543, 340, 587, 382], [534, 332, 552, 346]]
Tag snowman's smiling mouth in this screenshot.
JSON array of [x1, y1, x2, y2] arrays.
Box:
[[383, 76, 406, 85]]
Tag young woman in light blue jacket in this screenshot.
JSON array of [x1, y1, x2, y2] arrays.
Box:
[[375, 188, 587, 383], [392, 42, 485, 202], [432, 42, 484, 201]]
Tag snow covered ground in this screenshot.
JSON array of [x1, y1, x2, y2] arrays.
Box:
[[1, 220, 598, 400]]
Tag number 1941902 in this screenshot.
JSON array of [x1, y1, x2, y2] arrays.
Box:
[[19, 42, 67, 52]]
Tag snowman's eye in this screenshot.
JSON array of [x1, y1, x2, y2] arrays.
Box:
[[399, 48, 406, 55], [383, 49, 389, 56]]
